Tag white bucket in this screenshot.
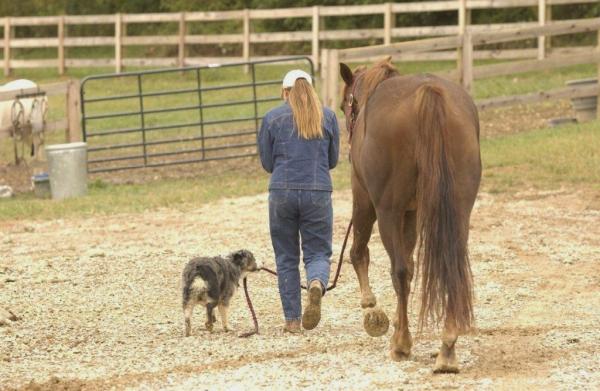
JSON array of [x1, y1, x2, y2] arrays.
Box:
[[45, 142, 88, 200]]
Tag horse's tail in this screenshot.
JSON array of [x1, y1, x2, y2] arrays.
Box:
[[414, 82, 474, 333]]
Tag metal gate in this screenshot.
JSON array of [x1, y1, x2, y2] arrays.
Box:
[[80, 57, 314, 173]]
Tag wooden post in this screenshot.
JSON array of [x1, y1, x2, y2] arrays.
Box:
[[178, 12, 186, 68], [461, 30, 474, 94], [329, 49, 340, 111], [4, 18, 10, 77], [243, 9, 250, 71], [597, 29, 600, 119], [457, 0, 470, 78], [66, 80, 82, 142], [546, 4, 552, 54], [115, 13, 123, 73], [538, 0, 546, 60], [384, 2, 393, 45], [58, 15, 65, 75], [321, 48, 329, 104], [312, 6, 320, 71]]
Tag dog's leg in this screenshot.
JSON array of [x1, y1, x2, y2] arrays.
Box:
[[205, 303, 216, 332], [183, 303, 194, 337], [218, 304, 230, 332]]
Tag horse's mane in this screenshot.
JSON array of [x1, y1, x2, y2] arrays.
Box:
[[357, 58, 399, 107]]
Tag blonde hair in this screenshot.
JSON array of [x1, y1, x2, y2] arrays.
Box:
[[286, 78, 324, 139]]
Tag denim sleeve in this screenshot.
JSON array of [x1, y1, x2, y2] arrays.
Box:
[[258, 116, 274, 173], [328, 113, 340, 169]]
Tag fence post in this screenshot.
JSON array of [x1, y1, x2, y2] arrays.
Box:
[[597, 29, 600, 119], [546, 3, 553, 53], [461, 30, 473, 94], [66, 80, 82, 142], [3, 17, 10, 77], [321, 48, 329, 104], [328, 49, 340, 111], [58, 15, 65, 75], [538, 0, 547, 60], [243, 9, 250, 71], [384, 2, 393, 45], [115, 13, 123, 73], [457, 0, 470, 75], [312, 6, 320, 70], [178, 12, 186, 68]]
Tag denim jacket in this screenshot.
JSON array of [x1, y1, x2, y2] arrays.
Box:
[[258, 102, 340, 191]]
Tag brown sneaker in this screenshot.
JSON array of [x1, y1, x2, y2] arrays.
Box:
[[283, 319, 302, 334], [302, 280, 323, 330]]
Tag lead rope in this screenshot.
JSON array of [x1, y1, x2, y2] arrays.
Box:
[[240, 220, 353, 338]]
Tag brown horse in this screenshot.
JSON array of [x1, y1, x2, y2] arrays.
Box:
[[339, 59, 481, 373]]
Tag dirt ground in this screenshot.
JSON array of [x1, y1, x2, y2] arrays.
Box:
[[1, 186, 599, 390]]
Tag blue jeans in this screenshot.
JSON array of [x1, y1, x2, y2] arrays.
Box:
[[269, 189, 333, 321]]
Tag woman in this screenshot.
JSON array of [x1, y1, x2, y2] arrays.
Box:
[[258, 69, 340, 333]]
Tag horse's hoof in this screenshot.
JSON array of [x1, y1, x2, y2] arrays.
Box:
[[433, 354, 459, 374], [363, 307, 389, 337]]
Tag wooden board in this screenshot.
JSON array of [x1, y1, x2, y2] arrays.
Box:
[[477, 84, 600, 111]]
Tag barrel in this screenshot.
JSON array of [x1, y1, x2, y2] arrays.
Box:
[[45, 142, 88, 200]]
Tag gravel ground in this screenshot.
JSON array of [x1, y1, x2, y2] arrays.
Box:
[[1, 188, 600, 390]]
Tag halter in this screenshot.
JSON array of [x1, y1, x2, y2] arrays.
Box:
[[346, 79, 360, 143]]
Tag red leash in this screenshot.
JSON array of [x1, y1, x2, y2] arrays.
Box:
[[240, 220, 353, 338]]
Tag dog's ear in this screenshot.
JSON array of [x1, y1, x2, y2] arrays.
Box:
[[232, 250, 245, 266]]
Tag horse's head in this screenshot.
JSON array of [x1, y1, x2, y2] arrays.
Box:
[[339, 57, 398, 142]]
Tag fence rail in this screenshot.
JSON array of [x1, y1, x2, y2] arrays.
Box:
[[321, 17, 600, 115], [1, 0, 598, 75]]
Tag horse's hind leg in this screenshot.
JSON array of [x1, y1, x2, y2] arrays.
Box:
[[350, 178, 389, 337], [433, 221, 469, 373], [433, 199, 476, 373], [378, 209, 415, 360], [433, 320, 459, 373]]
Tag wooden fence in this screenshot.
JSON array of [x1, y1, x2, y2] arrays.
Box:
[[1, 0, 598, 76], [321, 16, 600, 115], [0, 80, 81, 142]]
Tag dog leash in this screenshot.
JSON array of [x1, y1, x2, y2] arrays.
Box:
[[240, 220, 353, 338]]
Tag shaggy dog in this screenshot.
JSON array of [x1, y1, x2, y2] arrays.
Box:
[[182, 249, 260, 336]]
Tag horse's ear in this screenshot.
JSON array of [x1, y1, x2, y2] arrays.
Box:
[[340, 63, 354, 86]]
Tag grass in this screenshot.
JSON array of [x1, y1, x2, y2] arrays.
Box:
[[1, 119, 598, 221], [482, 120, 600, 193], [0, 164, 270, 220], [0, 153, 352, 220]]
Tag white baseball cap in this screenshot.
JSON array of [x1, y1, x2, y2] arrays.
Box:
[[282, 69, 312, 88]]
